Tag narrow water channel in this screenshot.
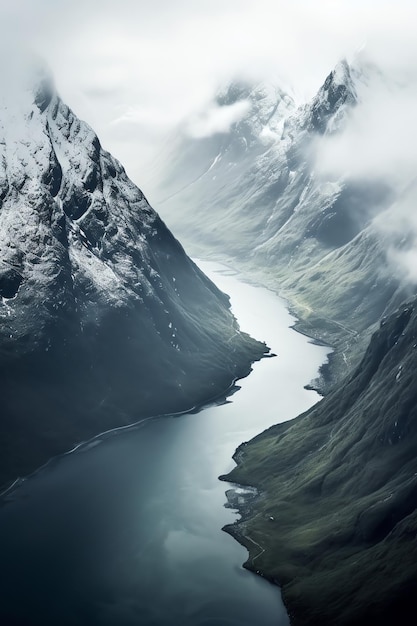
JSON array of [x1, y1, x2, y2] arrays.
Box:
[[0, 261, 331, 626]]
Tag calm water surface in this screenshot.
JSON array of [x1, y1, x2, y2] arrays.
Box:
[[0, 261, 330, 626]]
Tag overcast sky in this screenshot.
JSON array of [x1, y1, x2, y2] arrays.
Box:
[[2, 0, 417, 189]]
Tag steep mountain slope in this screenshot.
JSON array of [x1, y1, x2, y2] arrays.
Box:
[[152, 58, 411, 387], [0, 64, 266, 489], [222, 299, 417, 625]]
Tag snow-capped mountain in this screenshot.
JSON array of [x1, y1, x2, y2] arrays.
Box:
[[152, 57, 414, 387], [0, 62, 266, 488]]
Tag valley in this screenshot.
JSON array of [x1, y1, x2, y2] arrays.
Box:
[[1, 29, 416, 626], [149, 56, 417, 624]]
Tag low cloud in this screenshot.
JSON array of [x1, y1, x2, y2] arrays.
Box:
[[2, 1, 417, 185], [314, 71, 417, 189], [373, 187, 417, 285], [312, 57, 417, 286], [185, 100, 251, 138], [389, 248, 417, 284]]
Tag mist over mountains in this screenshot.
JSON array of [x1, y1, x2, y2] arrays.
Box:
[[1, 32, 417, 625], [152, 53, 417, 388]]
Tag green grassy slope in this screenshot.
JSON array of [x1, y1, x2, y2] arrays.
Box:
[[222, 301, 417, 625]]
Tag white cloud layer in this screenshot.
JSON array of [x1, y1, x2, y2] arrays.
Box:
[[312, 56, 417, 285], [389, 248, 417, 285], [372, 188, 417, 286], [314, 74, 417, 189], [1, 1, 417, 190], [185, 100, 252, 139]]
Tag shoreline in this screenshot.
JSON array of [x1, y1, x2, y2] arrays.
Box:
[[1, 257, 332, 626], [0, 348, 269, 499], [196, 255, 341, 390], [217, 300, 417, 626]]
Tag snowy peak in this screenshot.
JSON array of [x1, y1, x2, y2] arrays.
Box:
[[300, 59, 358, 134], [320, 59, 357, 107], [330, 58, 353, 87], [0, 74, 158, 325], [297, 55, 381, 136]]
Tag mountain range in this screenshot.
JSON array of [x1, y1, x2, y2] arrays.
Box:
[[2, 52, 417, 625], [152, 56, 415, 390]]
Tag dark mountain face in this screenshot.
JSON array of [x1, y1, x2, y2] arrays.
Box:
[[222, 298, 417, 625], [0, 66, 267, 489], [152, 58, 411, 388]]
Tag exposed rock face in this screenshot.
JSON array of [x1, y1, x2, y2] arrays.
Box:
[[152, 57, 412, 388], [222, 299, 417, 625], [0, 64, 266, 488]]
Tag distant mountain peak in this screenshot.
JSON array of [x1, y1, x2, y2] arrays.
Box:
[[330, 58, 353, 86], [303, 58, 357, 134]]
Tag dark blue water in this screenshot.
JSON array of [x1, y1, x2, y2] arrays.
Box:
[[0, 262, 330, 625]]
